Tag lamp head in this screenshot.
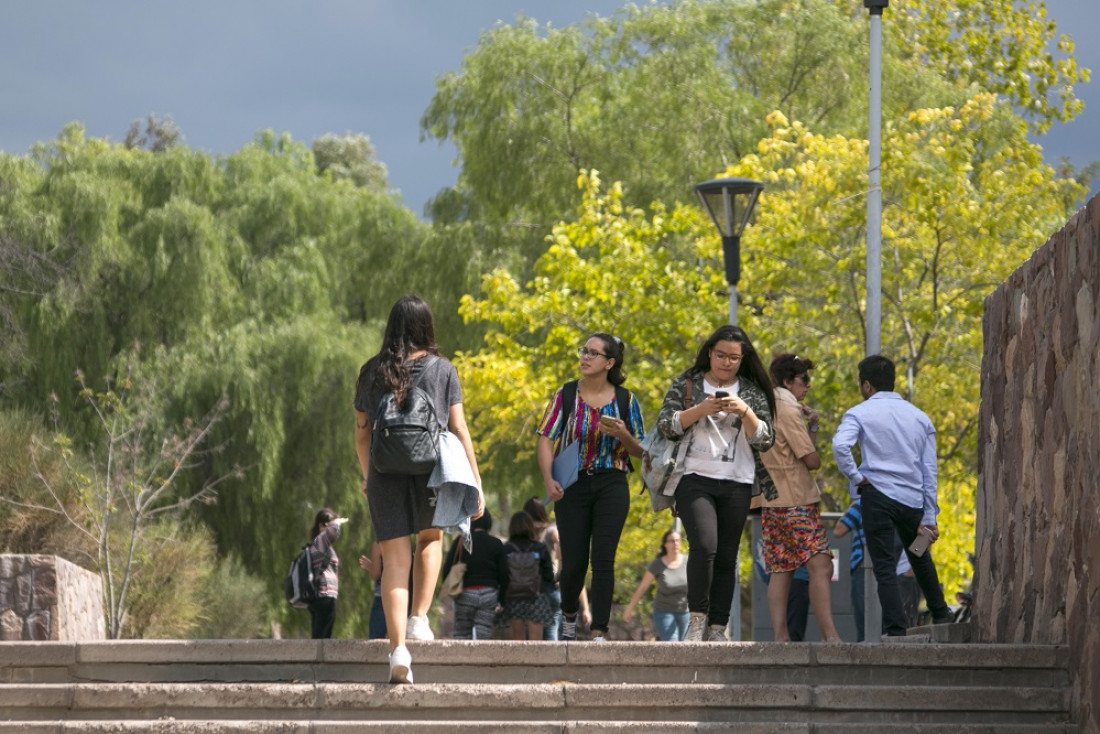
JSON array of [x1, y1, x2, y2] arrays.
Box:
[[693, 177, 764, 286]]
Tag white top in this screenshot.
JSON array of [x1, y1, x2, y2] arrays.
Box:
[[680, 379, 756, 484]]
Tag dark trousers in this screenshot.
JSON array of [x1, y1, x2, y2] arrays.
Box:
[[310, 596, 337, 639], [676, 474, 752, 627], [860, 485, 950, 636], [786, 578, 811, 641], [555, 470, 629, 634]]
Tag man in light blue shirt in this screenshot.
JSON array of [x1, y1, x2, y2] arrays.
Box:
[[832, 355, 952, 636]]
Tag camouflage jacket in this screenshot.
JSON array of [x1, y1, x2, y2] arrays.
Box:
[[655, 370, 778, 501]]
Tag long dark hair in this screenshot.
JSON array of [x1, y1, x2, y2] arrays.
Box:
[[589, 332, 626, 386], [687, 325, 775, 418], [310, 508, 337, 540], [358, 295, 440, 406]]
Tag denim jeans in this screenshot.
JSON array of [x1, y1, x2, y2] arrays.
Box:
[[676, 473, 752, 626], [453, 587, 499, 640], [542, 586, 562, 640], [860, 484, 950, 636], [653, 610, 690, 641], [368, 593, 387, 639], [555, 470, 629, 634]]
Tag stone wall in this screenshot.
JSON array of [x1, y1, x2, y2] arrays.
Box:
[[0, 555, 105, 641], [978, 193, 1099, 732]]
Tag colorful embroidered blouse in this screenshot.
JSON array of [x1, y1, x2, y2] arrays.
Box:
[[536, 386, 645, 473]]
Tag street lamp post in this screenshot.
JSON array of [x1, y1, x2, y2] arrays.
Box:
[[863, 0, 888, 643], [694, 177, 764, 327], [694, 176, 763, 641]]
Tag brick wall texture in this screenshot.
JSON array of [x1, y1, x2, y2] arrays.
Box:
[[0, 554, 105, 641], [978, 192, 1099, 732]]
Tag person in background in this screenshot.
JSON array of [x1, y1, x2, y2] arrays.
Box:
[[442, 508, 506, 640], [307, 508, 347, 639], [524, 498, 568, 640], [359, 542, 386, 639], [622, 529, 690, 641], [832, 354, 953, 637], [756, 353, 840, 643], [354, 294, 484, 684], [537, 333, 644, 642], [833, 500, 867, 641], [499, 511, 556, 640], [655, 324, 776, 642]]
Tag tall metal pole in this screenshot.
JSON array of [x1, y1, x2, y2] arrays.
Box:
[[863, 0, 886, 642], [725, 184, 740, 639], [866, 4, 883, 357]]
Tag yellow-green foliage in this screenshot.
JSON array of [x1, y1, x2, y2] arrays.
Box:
[[459, 92, 1083, 602]]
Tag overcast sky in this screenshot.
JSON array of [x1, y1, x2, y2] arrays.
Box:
[[2, 1, 1096, 217]]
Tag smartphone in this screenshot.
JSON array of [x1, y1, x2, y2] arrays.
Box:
[[598, 415, 617, 428], [908, 528, 932, 557], [714, 391, 729, 399]]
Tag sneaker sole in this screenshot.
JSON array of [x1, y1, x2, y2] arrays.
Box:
[[389, 665, 412, 684]]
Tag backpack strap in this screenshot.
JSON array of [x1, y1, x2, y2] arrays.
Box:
[[560, 380, 578, 427], [614, 385, 635, 473]]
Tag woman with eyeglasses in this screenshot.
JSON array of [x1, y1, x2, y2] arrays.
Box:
[[756, 353, 841, 642], [536, 333, 645, 641], [623, 529, 689, 640], [655, 324, 776, 642]]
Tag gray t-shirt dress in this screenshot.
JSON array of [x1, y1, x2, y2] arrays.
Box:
[[355, 355, 462, 541]]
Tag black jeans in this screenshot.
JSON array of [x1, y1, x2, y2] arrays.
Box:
[[310, 596, 337, 639], [676, 473, 752, 627], [554, 470, 629, 634], [860, 484, 950, 635]]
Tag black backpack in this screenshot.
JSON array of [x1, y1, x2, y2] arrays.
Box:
[[504, 542, 542, 602], [284, 544, 320, 610], [371, 356, 442, 475]]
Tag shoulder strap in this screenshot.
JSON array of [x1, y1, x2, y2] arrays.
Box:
[[613, 384, 635, 473], [561, 380, 578, 427], [411, 355, 440, 389], [614, 385, 631, 422]]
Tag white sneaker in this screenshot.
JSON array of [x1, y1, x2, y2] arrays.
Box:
[[406, 615, 434, 641], [591, 635, 608, 643], [388, 645, 413, 684]]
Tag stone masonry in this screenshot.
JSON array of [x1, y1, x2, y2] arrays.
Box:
[[0, 554, 105, 641], [978, 192, 1099, 732]]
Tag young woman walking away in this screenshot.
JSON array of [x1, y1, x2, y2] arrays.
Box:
[[354, 295, 484, 683]]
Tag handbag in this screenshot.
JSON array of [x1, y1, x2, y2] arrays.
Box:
[[640, 379, 694, 512], [438, 541, 467, 602]]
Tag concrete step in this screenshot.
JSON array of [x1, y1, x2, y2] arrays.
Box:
[[0, 639, 1070, 687], [0, 681, 1072, 723], [0, 640, 1075, 730], [0, 723, 1079, 734]]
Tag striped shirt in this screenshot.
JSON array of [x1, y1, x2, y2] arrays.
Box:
[[536, 386, 645, 473], [838, 501, 865, 573]]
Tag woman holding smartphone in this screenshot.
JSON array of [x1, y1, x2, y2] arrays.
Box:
[[655, 324, 776, 642], [536, 333, 645, 641]]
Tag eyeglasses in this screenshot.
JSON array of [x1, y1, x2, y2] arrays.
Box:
[[798, 374, 811, 385], [711, 351, 743, 364], [578, 347, 609, 359], [665, 537, 681, 544]]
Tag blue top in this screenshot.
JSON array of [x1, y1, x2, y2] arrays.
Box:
[[831, 391, 939, 526]]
